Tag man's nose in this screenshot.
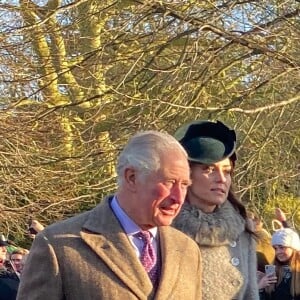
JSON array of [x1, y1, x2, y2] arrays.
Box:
[[170, 183, 186, 204]]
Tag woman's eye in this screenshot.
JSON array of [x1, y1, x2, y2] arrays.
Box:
[[204, 166, 214, 173], [224, 169, 232, 175]]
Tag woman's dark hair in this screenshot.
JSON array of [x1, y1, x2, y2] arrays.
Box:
[[228, 186, 254, 234]]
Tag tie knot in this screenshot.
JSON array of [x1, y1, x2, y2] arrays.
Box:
[[136, 231, 152, 243]]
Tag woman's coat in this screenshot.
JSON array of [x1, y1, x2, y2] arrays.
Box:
[[173, 200, 259, 300]]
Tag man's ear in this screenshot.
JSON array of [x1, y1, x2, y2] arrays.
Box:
[[124, 167, 138, 192]]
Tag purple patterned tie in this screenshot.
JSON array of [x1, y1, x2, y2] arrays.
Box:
[[136, 231, 159, 286]]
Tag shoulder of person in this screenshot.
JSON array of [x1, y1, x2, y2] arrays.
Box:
[[0, 269, 18, 281], [36, 199, 112, 243], [163, 226, 200, 246], [42, 208, 94, 235], [0, 268, 8, 277]]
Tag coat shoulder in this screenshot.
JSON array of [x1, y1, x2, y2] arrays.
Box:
[[42, 209, 91, 237], [162, 226, 200, 251], [40, 196, 113, 237]]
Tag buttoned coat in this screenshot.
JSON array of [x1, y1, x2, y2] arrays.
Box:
[[17, 197, 202, 300], [173, 200, 259, 300]]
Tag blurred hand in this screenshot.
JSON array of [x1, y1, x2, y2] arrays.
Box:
[[257, 270, 265, 282], [275, 208, 286, 222], [258, 273, 277, 289]]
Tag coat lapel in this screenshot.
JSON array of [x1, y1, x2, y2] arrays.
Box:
[[155, 227, 182, 300], [79, 197, 184, 300], [80, 197, 153, 298]]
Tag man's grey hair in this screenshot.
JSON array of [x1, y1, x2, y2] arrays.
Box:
[[116, 130, 187, 186]]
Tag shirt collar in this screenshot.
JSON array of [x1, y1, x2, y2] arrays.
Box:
[[110, 196, 157, 238]]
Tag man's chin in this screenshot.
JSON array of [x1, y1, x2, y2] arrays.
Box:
[[155, 216, 177, 227]]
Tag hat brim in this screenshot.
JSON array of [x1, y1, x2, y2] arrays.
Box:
[[175, 120, 237, 164]]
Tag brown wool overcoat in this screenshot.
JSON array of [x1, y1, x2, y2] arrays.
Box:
[[17, 197, 202, 300]]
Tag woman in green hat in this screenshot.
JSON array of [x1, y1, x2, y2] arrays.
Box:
[[173, 120, 259, 300]]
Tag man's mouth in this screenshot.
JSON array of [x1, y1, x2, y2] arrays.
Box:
[[160, 206, 178, 216]]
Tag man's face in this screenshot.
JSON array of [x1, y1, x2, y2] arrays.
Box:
[[126, 149, 191, 230], [11, 253, 23, 272], [188, 158, 232, 212]]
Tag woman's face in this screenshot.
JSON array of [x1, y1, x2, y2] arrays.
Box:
[[274, 245, 294, 263], [187, 158, 232, 212]]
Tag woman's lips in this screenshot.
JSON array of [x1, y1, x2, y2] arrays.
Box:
[[211, 188, 225, 194]]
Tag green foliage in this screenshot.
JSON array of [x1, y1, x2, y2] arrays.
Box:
[[254, 193, 300, 234], [0, 0, 299, 246]]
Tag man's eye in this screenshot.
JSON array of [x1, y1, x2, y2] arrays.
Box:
[[181, 182, 190, 189], [165, 180, 175, 186]]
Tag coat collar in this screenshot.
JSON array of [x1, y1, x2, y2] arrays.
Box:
[[173, 200, 245, 246], [80, 196, 182, 299]]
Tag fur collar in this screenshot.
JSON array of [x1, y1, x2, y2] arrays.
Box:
[[173, 200, 246, 246]]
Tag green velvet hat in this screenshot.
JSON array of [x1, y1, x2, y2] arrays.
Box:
[[175, 120, 237, 164]]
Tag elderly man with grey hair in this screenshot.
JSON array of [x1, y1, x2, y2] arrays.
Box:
[[17, 131, 202, 300]]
